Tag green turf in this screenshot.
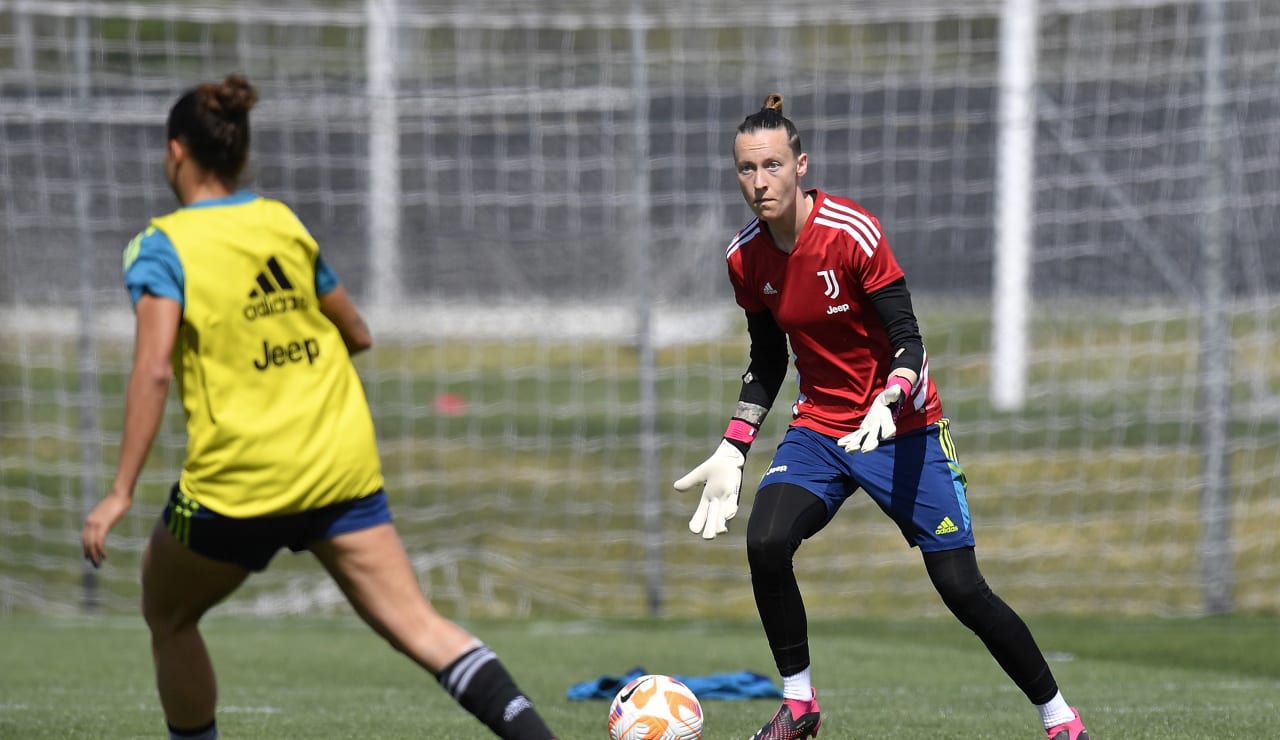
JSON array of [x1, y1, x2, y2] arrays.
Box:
[[0, 614, 1276, 739]]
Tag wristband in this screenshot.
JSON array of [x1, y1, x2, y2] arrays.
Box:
[[883, 376, 912, 420], [724, 418, 759, 446], [885, 375, 913, 399]]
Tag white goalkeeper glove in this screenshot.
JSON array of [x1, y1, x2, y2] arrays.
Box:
[[674, 440, 745, 540], [838, 383, 905, 454]]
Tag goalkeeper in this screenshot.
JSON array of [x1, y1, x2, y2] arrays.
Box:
[[675, 93, 1090, 740], [79, 74, 557, 740]]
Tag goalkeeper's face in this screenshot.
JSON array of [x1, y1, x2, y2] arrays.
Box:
[[733, 129, 808, 224]]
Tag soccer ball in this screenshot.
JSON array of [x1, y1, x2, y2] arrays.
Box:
[[607, 674, 703, 740]]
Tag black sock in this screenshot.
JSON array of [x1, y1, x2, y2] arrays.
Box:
[[167, 718, 218, 740], [438, 645, 554, 740]]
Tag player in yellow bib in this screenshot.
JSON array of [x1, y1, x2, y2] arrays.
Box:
[[132, 191, 382, 518], [81, 74, 558, 740]]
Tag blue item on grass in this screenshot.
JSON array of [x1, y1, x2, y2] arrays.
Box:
[[566, 667, 782, 701]]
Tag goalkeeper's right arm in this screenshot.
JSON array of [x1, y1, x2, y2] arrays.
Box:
[[729, 309, 790, 445], [675, 310, 789, 539]]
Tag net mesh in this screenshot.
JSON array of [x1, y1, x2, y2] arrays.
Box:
[[2, 0, 1278, 617]]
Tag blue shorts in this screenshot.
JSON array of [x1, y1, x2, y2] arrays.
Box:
[[162, 485, 394, 571], [758, 421, 975, 552]]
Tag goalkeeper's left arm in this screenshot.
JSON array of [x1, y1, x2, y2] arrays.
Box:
[[675, 310, 789, 539], [839, 277, 928, 453]]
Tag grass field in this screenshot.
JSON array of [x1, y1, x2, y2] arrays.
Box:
[[1, 613, 1277, 739]]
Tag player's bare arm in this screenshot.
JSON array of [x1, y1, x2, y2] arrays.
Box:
[[82, 293, 180, 567], [319, 283, 372, 355]]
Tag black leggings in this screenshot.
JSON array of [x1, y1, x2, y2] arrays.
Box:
[[745, 482, 1060, 704]]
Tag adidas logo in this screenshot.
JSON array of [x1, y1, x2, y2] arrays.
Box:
[[250, 256, 294, 297], [763, 281, 778, 295], [935, 516, 959, 535], [503, 695, 533, 722], [243, 256, 308, 321]]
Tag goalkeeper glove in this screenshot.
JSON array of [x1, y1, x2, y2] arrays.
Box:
[[838, 377, 911, 454], [675, 439, 746, 540]]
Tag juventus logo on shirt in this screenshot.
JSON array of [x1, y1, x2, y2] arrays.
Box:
[[817, 269, 840, 299]]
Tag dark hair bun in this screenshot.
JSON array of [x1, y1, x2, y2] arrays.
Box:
[[763, 93, 784, 114], [201, 74, 258, 118]]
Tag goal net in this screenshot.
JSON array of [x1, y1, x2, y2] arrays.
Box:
[[2, 0, 1278, 618]]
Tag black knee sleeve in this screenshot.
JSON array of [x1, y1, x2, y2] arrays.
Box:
[[924, 546, 1000, 632], [745, 483, 828, 572], [746, 483, 829, 676]]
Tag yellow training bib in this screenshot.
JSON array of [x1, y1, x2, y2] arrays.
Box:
[[147, 196, 383, 517]]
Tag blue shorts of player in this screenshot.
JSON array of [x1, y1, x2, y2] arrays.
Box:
[[759, 420, 975, 552], [162, 484, 393, 571]]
